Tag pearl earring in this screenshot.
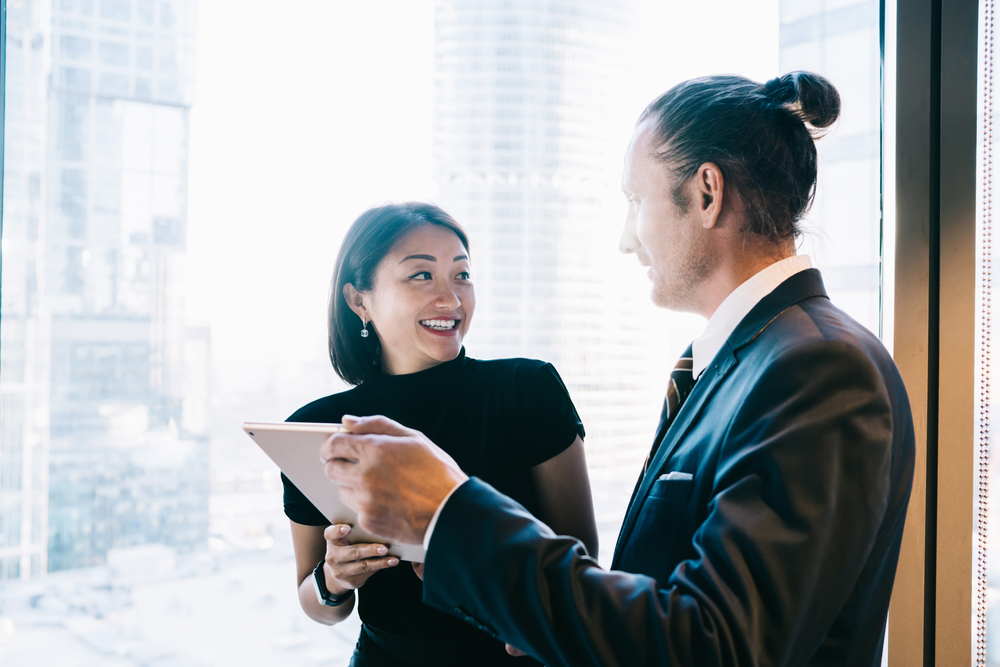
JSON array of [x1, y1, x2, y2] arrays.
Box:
[[361, 320, 369, 338]]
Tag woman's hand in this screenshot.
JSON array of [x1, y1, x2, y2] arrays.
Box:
[[323, 524, 400, 592]]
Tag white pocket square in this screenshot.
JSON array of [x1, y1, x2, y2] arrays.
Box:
[[658, 471, 694, 481]]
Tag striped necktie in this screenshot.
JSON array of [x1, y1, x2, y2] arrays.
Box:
[[643, 344, 696, 476]]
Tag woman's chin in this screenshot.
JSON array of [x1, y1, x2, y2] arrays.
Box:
[[430, 338, 463, 361]]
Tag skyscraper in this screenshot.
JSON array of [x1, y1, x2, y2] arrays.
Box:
[[0, 0, 207, 578], [0, 0, 52, 581], [433, 0, 670, 473]]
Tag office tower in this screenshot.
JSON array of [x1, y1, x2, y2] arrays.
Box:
[[0, 0, 52, 580], [433, 1, 669, 472], [779, 0, 882, 333], [0, 0, 207, 577]]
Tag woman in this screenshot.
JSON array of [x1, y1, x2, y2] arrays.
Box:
[[283, 202, 599, 667]]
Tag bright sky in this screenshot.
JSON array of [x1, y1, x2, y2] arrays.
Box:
[[186, 0, 778, 397]]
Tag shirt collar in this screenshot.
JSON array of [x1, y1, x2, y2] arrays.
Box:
[[691, 255, 813, 379]]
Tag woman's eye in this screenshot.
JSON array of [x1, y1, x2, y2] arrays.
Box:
[[457, 271, 471, 281], [409, 271, 432, 280]]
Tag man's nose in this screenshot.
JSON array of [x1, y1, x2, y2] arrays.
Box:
[[619, 207, 638, 254]]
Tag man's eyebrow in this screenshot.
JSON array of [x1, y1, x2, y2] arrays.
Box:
[[399, 254, 436, 263]]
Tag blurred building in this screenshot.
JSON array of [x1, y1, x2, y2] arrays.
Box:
[[433, 0, 669, 472], [779, 0, 882, 333], [0, 0, 52, 580], [0, 0, 207, 578]]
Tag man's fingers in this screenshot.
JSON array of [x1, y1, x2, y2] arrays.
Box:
[[319, 432, 364, 465], [342, 414, 414, 437], [324, 457, 361, 487], [338, 484, 362, 513]]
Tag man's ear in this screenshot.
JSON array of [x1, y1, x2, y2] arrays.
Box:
[[342, 283, 370, 321], [696, 162, 725, 229]]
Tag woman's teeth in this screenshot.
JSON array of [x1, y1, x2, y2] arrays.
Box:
[[421, 319, 457, 330]]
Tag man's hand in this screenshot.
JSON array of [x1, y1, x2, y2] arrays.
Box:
[[319, 415, 469, 545]]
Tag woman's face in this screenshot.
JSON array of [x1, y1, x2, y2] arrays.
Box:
[[353, 224, 475, 376]]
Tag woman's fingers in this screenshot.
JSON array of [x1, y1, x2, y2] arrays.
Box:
[[332, 555, 400, 579], [340, 542, 389, 562], [323, 523, 353, 546]]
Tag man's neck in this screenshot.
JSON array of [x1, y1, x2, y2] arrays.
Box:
[[694, 240, 796, 320]]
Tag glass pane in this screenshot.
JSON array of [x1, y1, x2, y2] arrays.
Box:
[[0, 0, 882, 663]]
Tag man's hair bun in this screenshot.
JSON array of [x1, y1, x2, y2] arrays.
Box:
[[639, 71, 840, 243], [764, 71, 841, 129]]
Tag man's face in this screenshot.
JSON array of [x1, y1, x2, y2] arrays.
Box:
[[619, 120, 713, 312]]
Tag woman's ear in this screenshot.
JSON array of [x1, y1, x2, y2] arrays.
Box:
[[342, 283, 369, 322]]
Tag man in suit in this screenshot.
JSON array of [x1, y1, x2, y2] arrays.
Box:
[[321, 72, 915, 666]]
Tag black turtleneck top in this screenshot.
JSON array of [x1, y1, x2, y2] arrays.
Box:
[[282, 349, 584, 662]]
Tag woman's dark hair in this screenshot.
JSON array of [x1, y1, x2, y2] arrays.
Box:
[[638, 71, 841, 242], [328, 202, 470, 386]]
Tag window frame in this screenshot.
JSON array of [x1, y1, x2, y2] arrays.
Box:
[[0, 0, 981, 662], [887, 0, 978, 664]]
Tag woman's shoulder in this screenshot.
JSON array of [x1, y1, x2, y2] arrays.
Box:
[[286, 386, 362, 423], [462, 355, 569, 394], [463, 355, 555, 382]]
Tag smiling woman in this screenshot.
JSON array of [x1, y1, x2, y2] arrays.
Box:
[[282, 202, 599, 667], [340, 211, 475, 377]]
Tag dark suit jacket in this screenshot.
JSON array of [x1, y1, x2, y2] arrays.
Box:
[[422, 269, 915, 667]]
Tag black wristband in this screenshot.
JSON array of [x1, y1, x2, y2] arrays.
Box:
[[312, 561, 354, 607]]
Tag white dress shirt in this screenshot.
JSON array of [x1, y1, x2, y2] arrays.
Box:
[[424, 254, 814, 551], [691, 255, 812, 379]]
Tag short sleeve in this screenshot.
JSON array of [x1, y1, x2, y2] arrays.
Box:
[[281, 472, 330, 526], [517, 362, 586, 467]]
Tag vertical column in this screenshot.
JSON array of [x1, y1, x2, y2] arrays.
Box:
[[889, 0, 978, 664]]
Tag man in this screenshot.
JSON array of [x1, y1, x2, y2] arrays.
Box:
[[321, 72, 915, 666]]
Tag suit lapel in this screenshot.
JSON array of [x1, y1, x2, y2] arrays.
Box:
[[610, 269, 830, 569], [612, 350, 737, 567]]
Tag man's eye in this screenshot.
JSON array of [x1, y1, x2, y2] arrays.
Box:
[[409, 271, 432, 280]]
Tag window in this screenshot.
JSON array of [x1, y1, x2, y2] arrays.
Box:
[[0, 0, 886, 664]]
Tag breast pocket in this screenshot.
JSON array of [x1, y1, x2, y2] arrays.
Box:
[[618, 477, 697, 579], [649, 478, 695, 500]]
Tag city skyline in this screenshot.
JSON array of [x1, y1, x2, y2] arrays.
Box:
[[0, 0, 887, 664], [0, 0, 207, 578]]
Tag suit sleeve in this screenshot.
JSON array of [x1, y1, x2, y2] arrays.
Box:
[[421, 340, 895, 667]]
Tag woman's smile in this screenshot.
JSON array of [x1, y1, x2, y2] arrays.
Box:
[[353, 224, 476, 375], [420, 318, 460, 335]]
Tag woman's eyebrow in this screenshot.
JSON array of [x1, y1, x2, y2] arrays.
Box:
[[399, 254, 436, 263], [398, 253, 469, 264]]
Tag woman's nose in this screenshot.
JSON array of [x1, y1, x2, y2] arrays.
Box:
[[435, 283, 461, 308]]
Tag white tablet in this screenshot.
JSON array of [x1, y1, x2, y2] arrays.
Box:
[[244, 421, 425, 562]]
